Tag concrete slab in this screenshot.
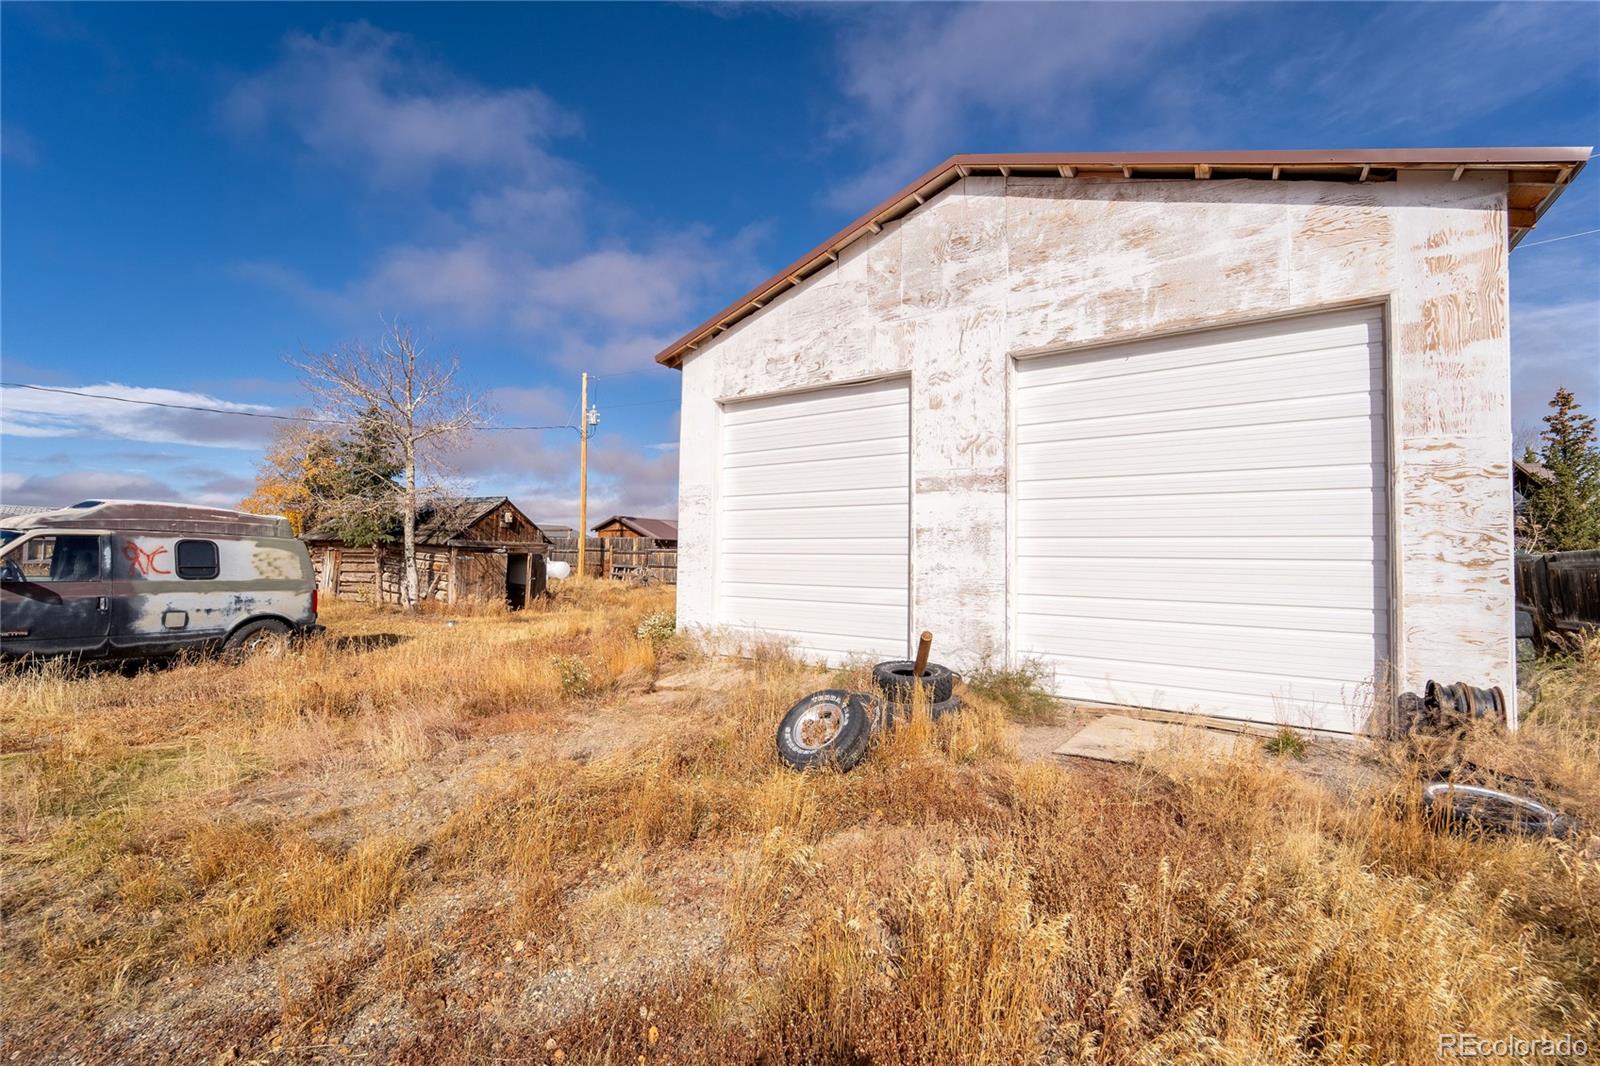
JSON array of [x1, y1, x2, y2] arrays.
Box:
[[1054, 714, 1255, 764]]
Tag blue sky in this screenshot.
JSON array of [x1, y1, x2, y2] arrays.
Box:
[[2, 2, 1597, 526]]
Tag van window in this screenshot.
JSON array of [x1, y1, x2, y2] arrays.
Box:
[[1, 534, 101, 583], [175, 540, 220, 580]]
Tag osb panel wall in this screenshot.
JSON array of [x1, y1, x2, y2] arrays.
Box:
[[677, 172, 1513, 717]]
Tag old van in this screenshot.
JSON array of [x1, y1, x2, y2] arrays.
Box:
[[0, 500, 322, 661]]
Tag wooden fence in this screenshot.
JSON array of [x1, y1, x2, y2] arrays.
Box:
[[547, 536, 677, 584], [1515, 550, 1600, 646]]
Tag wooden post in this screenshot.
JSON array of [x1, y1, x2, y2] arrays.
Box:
[[522, 552, 533, 609], [912, 630, 933, 677], [447, 546, 458, 605]]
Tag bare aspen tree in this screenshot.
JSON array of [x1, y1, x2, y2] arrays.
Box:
[[291, 323, 479, 609]]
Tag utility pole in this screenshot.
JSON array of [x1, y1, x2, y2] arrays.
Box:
[[578, 371, 589, 577], [576, 373, 599, 578]]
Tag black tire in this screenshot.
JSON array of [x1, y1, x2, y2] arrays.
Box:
[[879, 695, 961, 730], [872, 660, 956, 703], [223, 618, 292, 662], [776, 689, 873, 771]]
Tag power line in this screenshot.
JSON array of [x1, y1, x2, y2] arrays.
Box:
[[1520, 226, 1600, 249], [2, 381, 346, 424], [0, 381, 579, 433]]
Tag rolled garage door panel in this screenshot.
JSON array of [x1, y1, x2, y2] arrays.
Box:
[[717, 378, 910, 662], [1013, 307, 1391, 733]]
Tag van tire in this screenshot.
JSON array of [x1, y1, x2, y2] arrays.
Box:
[[223, 619, 291, 662]]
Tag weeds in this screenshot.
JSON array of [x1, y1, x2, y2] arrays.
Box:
[[2, 595, 1597, 1065], [635, 610, 677, 645], [552, 654, 594, 699], [964, 659, 1060, 724], [1265, 725, 1309, 759]]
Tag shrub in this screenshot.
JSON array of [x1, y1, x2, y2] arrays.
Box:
[[635, 611, 677, 645], [965, 659, 1059, 723], [552, 654, 593, 699], [1264, 726, 1308, 759]]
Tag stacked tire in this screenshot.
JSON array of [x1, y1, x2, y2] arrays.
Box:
[[872, 660, 960, 726], [773, 662, 963, 773]]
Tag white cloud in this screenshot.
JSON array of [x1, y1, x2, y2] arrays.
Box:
[[228, 23, 769, 379], [363, 239, 512, 325], [222, 22, 577, 186], [824, 3, 1229, 207], [1511, 297, 1600, 428], [438, 427, 676, 531], [484, 385, 569, 426], [1276, 3, 1599, 138], [821, 3, 1598, 208], [1510, 185, 1600, 429], [545, 331, 679, 375], [0, 383, 280, 450], [592, 434, 677, 499]]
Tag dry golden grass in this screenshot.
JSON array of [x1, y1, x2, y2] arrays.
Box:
[[2, 587, 1597, 1065]]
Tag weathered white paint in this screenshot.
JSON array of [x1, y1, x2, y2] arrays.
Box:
[[715, 378, 910, 660], [1013, 306, 1390, 732], [675, 171, 1515, 729]]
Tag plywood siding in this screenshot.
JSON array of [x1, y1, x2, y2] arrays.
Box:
[[677, 171, 1515, 719]]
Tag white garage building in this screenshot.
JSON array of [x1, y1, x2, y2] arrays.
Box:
[[661, 149, 1589, 733]]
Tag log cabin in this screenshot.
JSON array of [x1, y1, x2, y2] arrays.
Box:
[[304, 496, 549, 607]]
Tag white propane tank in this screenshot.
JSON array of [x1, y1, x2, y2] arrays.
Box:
[[547, 560, 573, 580]]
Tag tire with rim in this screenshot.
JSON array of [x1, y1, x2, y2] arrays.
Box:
[[872, 660, 956, 703], [776, 689, 873, 771], [223, 618, 292, 662], [1421, 782, 1576, 840]]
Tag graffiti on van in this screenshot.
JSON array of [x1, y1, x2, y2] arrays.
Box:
[[124, 542, 171, 576]]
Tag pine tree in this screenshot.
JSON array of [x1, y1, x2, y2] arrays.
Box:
[[1521, 387, 1600, 552], [240, 406, 402, 545], [323, 406, 404, 547]]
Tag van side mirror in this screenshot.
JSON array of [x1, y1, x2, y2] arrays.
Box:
[[0, 559, 24, 584]]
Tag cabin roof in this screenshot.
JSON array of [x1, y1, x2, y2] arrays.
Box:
[[304, 496, 546, 546], [591, 515, 678, 539]]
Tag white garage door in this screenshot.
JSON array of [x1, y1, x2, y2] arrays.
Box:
[[717, 378, 910, 662], [1014, 307, 1389, 732]]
